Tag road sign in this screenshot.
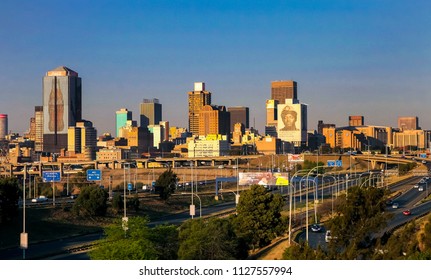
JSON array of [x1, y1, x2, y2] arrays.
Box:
[[335, 160, 342, 167], [42, 171, 61, 182], [127, 183, 133, 191], [420, 153, 427, 158], [87, 169, 102, 181], [327, 160, 335, 167]]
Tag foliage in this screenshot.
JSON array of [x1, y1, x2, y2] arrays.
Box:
[[111, 192, 123, 213], [155, 167, 178, 200], [325, 185, 389, 259], [282, 241, 327, 260], [233, 185, 287, 249], [72, 186, 108, 217], [89, 216, 179, 260], [374, 214, 431, 259], [398, 162, 416, 175], [0, 177, 20, 224], [178, 217, 248, 260]]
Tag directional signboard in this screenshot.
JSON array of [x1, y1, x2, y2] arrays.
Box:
[[327, 160, 342, 167], [42, 171, 61, 182], [127, 183, 133, 191], [87, 169, 102, 181]]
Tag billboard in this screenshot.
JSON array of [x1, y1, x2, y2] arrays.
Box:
[[277, 103, 307, 143], [288, 153, 304, 162], [239, 172, 289, 186]]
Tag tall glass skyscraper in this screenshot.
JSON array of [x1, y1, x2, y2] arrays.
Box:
[[43, 66, 82, 153], [140, 98, 162, 128]]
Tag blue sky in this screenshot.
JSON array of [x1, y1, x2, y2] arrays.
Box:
[[1, 0, 430, 135]]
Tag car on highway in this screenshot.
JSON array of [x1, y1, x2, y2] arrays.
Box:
[[311, 224, 322, 232], [70, 194, 79, 199], [392, 203, 399, 209], [31, 196, 48, 203], [418, 186, 424, 192], [402, 210, 411, 216]]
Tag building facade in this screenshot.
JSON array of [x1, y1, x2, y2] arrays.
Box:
[[0, 114, 7, 140], [140, 98, 162, 128], [42, 66, 82, 153], [398, 117, 419, 131], [228, 106, 249, 133], [116, 108, 132, 137], [198, 105, 230, 137], [188, 82, 211, 135], [271, 80, 297, 104]]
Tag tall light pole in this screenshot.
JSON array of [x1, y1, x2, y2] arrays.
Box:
[[20, 164, 28, 259]]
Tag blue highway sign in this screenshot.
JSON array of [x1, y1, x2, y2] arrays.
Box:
[[42, 171, 61, 182], [87, 169, 102, 181]]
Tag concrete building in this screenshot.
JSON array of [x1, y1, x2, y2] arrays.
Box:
[[188, 82, 211, 135], [0, 114, 7, 140], [116, 108, 132, 137], [140, 98, 162, 128], [43, 66, 82, 153], [349, 116, 364, 126], [271, 80, 297, 104], [255, 136, 280, 155], [187, 135, 230, 157], [198, 105, 230, 137], [398, 117, 419, 131], [34, 106, 43, 152], [67, 120, 97, 160], [96, 148, 124, 161], [228, 106, 249, 133], [393, 129, 431, 150], [265, 99, 278, 137]]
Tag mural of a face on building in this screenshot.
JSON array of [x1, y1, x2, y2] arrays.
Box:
[[280, 106, 298, 131]]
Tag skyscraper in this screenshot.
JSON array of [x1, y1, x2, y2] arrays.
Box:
[[228, 106, 249, 133], [188, 82, 211, 135], [43, 66, 82, 153], [0, 114, 7, 140], [198, 105, 230, 137], [34, 106, 43, 152], [140, 98, 162, 128], [116, 108, 132, 137], [68, 120, 97, 160], [271, 80, 297, 104]]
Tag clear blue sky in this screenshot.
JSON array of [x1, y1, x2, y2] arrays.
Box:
[[1, 0, 430, 135]]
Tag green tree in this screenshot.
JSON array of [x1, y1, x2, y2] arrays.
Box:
[[72, 186, 108, 217], [0, 177, 20, 224], [178, 217, 248, 260], [282, 241, 327, 260], [155, 167, 178, 200], [89, 216, 179, 260], [326, 185, 388, 259], [89, 216, 158, 260], [234, 185, 286, 250]]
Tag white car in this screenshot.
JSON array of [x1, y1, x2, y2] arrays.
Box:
[[31, 196, 48, 203], [392, 203, 399, 209]]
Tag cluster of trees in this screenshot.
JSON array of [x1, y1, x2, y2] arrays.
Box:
[[0, 177, 20, 224], [89, 184, 287, 260]]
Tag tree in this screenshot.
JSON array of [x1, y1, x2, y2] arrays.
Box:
[[233, 185, 286, 250], [178, 217, 248, 260], [282, 241, 327, 260], [325, 185, 388, 259], [72, 186, 108, 217], [0, 177, 20, 224], [89, 216, 179, 260], [155, 167, 178, 200]]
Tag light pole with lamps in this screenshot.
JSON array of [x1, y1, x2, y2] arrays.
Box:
[[182, 192, 201, 218], [20, 164, 29, 259]]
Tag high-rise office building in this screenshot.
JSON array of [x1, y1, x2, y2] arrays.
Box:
[[398, 117, 419, 131], [0, 114, 8, 139], [43, 66, 82, 153], [271, 80, 297, 104], [198, 105, 230, 136], [116, 108, 132, 137], [265, 99, 278, 137], [188, 82, 211, 135], [34, 106, 43, 152], [228, 106, 249, 133], [140, 98, 162, 128], [68, 120, 97, 160]]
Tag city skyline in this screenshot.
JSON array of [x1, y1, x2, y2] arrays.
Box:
[[1, 1, 430, 135]]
